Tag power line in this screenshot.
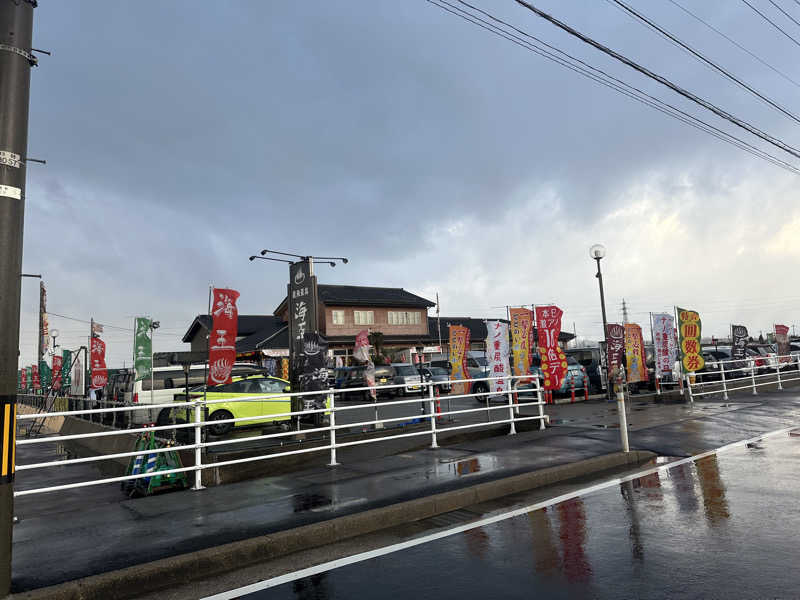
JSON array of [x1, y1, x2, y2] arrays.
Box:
[[512, 0, 800, 161], [667, 0, 800, 91], [740, 0, 800, 48], [428, 0, 800, 173], [766, 0, 800, 29], [609, 0, 800, 125]]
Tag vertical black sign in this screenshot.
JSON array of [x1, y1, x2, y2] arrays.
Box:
[[288, 260, 319, 413], [731, 325, 748, 360], [300, 332, 329, 416]]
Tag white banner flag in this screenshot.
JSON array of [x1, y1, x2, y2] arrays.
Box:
[[486, 320, 510, 394], [652, 313, 676, 377]]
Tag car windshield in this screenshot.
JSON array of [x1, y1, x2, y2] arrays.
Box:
[[567, 356, 580, 366], [394, 366, 418, 376], [470, 357, 488, 367], [427, 367, 448, 376], [374, 367, 393, 377]]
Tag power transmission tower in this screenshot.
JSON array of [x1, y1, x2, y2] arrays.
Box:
[[0, 0, 36, 593], [622, 299, 629, 324]]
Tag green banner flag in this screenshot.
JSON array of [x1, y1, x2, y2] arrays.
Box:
[[39, 360, 52, 391], [134, 317, 153, 382], [25, 366, 32, 392], [62, 349, 72, 391], [17, 370, 21, 391]]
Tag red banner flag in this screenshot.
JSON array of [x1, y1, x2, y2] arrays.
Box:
[[208, 288, 240, 385], [535, 305, 566, 391], [32, 364, 40, 391], [52, 355, 63, 391], [20, 369, 26, 389], [90, 337, 108, 389], [775, 324, 790, 363]]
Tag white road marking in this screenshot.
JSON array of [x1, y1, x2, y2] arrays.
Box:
[[201, 425, 797, 600]]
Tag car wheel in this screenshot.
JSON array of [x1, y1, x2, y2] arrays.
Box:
[[473, 382, 488, 403], [208, 410, 233, 436], [156, 408, 172, 427]]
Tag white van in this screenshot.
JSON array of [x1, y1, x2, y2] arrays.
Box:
[[123, 363, 265, 426]]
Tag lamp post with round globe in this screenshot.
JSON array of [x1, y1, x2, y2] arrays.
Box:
[[590, 244, 629, 451]]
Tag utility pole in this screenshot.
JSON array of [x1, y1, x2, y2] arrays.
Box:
[[0, 0, 36, 593], [622, 298, 629, 324]]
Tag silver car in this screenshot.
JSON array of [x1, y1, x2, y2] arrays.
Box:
[[391, 363, 423, 395], [422, 366, 452, 394]]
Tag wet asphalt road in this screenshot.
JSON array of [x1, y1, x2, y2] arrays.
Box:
[[244, 432, 800, 600]]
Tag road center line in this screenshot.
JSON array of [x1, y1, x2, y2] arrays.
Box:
[[201, 424, 798, 600]]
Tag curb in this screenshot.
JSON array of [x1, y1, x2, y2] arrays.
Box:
[[11, 449, 654, 600]]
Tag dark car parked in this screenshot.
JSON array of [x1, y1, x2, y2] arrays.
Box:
[[565, 348, 605, 393]]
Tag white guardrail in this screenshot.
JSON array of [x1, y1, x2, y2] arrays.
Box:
[[13, 375, 547, 497], [686, 353, 800, 401]]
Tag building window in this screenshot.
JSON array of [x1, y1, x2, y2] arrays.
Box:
[[332, 310, 345, 325], [388, 311, 420, 325], [354, 310, 374, 325]]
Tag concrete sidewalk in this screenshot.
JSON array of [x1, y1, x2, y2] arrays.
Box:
[[11, 388, 800, 598]]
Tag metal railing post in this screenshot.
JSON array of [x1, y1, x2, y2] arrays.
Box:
[[776, 357, 783, 391], [373, 387, 382, 430], [192, 399, 204, 491], [328, 390, 339, 466], [720, 360, 729, 401], [536, 375, 545, 430], [616, 376, 630, 452], [750, 359, 758, 395], [686, 374, 694, 403], [428, 384, 438, 448], [506, 378, 516, 436]]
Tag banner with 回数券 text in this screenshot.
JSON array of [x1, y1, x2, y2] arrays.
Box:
[[509, 308, 532, 378], [731, 324, 748, 360], [449, 325, 470, 395], [775, 324, 790, 363], [486, 320, 510, 393], [652, 313, 675, 378], [678, 307, 704, 373], [535, 306, 566, 391], [90, 337, 108, 389], [52, 355, 63, 391], [134, 317, 153, 382], [208, 288, 240, 385], [624, 323, 647, 383]]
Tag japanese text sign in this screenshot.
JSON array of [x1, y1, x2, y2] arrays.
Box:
[[208, 288, 240, 385], [651, 314, 675, 378], [449, 325, 470, 395], [134, 317, 153, 382], [731, 325, 748, 360], [624, 323, 647, 383], [51, 355, 63, 391], [606, 323, 625, 377], [509, 308, 532, 378], [90, 337, 108, 389], [486, 320, 510, 393], [32, 364, 40, 391], [677, 307, 704, 373], [535, 305, 566, 391], [775, 324, 790, 363]]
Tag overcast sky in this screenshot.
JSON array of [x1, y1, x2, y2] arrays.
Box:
[[18, 0, 800, 367]]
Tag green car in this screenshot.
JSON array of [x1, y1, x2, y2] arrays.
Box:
[[191, 374, 292, 435]]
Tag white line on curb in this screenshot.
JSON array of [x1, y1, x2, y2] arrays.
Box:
[[200, 424, 797, 600]]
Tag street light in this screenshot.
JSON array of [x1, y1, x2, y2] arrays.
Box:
[[50, 328, 59, 353], [590, 243, 629, 452]]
